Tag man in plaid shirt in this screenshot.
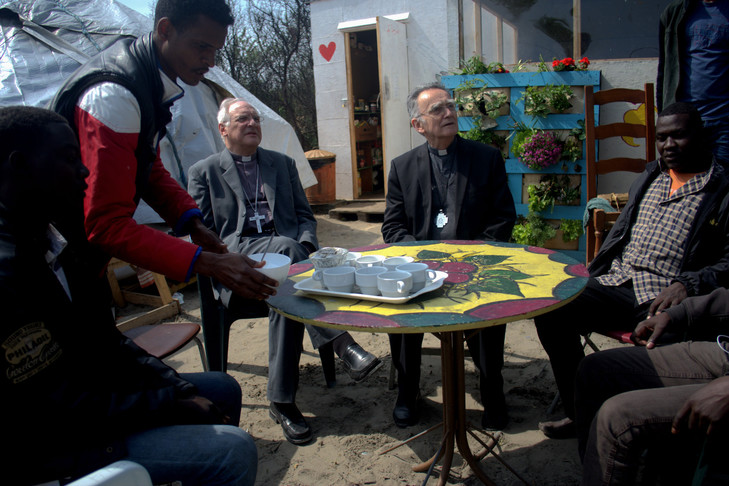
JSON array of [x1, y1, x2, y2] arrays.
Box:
[[536, 102, 729, 440]]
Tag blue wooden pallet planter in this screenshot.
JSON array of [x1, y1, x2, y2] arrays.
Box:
[[442, 71, 601, 263]]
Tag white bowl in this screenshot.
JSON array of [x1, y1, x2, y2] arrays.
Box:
[[249, 253, 292, 285]]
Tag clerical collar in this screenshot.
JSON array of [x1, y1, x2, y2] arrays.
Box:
[[230, 151, 257, 163], [427, 138, 457, 157]]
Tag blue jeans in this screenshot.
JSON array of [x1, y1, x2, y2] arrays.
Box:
[[123, 372, 257, 486]]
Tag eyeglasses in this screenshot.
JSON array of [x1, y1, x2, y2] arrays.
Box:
[[421, 99, 457, 118], [233, 114, 262, 125]]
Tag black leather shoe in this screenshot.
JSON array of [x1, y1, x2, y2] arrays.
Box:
[[269, 402, 313, 445], [481, 393, 509, 430], [393, 392, 421, 428], [482, 406, 509, 431], [340, 343, 382, 383], [538, 417, 576, 439]]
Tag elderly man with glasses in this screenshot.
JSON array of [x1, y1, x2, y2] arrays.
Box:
[[188, 98, 381, 445], [381, 82, 516, 430]]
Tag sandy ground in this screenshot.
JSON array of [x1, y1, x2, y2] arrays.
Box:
[[134, 214, 626, 486]]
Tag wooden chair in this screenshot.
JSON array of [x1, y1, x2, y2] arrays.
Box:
[[108, 258, 206, 369], [197, 274, 336, 386], [584, 83, 656, 264]]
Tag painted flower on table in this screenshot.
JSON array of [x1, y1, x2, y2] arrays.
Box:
[[416, 249, 531, 300]]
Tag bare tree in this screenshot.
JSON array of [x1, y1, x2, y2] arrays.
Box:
[[218, 0, 317, 151]]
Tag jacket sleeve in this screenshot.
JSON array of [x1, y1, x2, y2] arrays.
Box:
[[187, 160, 216, 231], [75, 83, 199, 281], [382, 159, 416, 243], [672, 188, 729, 296], [664, 287, 729, 338]]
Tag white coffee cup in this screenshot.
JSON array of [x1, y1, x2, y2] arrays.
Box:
[[320, 266, 356, 293], [355, 266, 388, 295], [377, 270, 413, 298], [355, 254, 386, 268], [396, 262, 437, 292], [383, 256, 415, 271], [345, 251, 362, 267], [249, 253, 292, 286]]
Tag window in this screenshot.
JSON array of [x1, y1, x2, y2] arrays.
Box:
[[461, 0, 673, 63]]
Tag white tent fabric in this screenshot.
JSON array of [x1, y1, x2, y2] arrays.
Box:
[[0, 0, 315, 223]]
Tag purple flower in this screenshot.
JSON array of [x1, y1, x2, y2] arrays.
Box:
[[519, 131, 563, 170]]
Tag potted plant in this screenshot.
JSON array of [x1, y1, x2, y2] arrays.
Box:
[[519, 131, 563, 170], [527, 174, 581, 213], [519, 84, 574, 118], [461, 117, 508, 160]]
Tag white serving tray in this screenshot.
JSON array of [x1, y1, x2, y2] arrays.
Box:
[[293, 271, 448, 304]]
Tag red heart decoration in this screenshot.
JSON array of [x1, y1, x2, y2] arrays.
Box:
[[319, 42, 336, 62]]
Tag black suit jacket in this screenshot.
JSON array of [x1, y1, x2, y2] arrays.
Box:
[[382, 136, 516, 243]]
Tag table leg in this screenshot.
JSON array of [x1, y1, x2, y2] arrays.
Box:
[[449, 331, 498, 486], [411, 331, 527, 486]]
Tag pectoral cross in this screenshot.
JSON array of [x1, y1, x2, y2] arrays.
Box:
[[250, 212, 266, 233]]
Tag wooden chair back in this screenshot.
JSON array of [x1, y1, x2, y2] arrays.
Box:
[[584, 83, 656, 263]]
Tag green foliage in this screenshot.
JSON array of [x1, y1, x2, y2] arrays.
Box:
[[457, 56, 509, 74], [519, 84, 574, 118], [560, 219, 584, 242], [461, 121, 508, 160], [454, 84, 508, 120], [509, 122, 538, 159], [527, 175, 581, 213], [512, 213, 557, 247], [217, 0, 318, 150]]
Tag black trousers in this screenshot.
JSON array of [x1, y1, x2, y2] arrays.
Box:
[[388, 324, 507, 410]]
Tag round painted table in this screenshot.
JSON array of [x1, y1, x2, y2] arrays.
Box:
[[267, 240, 588, 485]]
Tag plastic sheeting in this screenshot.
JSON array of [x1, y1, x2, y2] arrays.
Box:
[[0, 0, 315, 223]]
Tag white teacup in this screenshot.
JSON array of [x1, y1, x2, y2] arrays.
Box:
[[383, 256, 415, 271], [249, 253, 292, 286], [355, 266, 388, 295], [396, 262, 437, 292], [355, 254, 386, 268], [377, 270, 413, 298], [345, 251, 362, 267], [319, 266, 356, 293]]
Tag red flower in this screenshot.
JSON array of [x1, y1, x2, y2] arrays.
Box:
[[552, 60, 559, 67]]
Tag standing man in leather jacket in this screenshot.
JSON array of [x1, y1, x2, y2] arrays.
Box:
[[0, 105, 257, 486], [50, 0, 278, 301]]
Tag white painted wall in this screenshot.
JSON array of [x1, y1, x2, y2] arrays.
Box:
[[311, 0, 459, 199]]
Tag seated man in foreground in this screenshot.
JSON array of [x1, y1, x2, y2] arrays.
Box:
[[0, 106, 257, 486], [188, 98, 381, 445], [535, 102, 729, 439], [577, 287, 729, 485]]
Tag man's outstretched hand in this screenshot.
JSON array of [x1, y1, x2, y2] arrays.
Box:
[[194, 251, 278, 300]]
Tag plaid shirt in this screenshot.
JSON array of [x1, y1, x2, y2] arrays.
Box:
[[596, 163, 715, 304]]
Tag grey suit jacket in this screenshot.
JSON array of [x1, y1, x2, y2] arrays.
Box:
[[188, 147, 318, 253]]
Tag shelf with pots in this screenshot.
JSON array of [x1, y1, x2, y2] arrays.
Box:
[[442, 61, 599, 262]]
